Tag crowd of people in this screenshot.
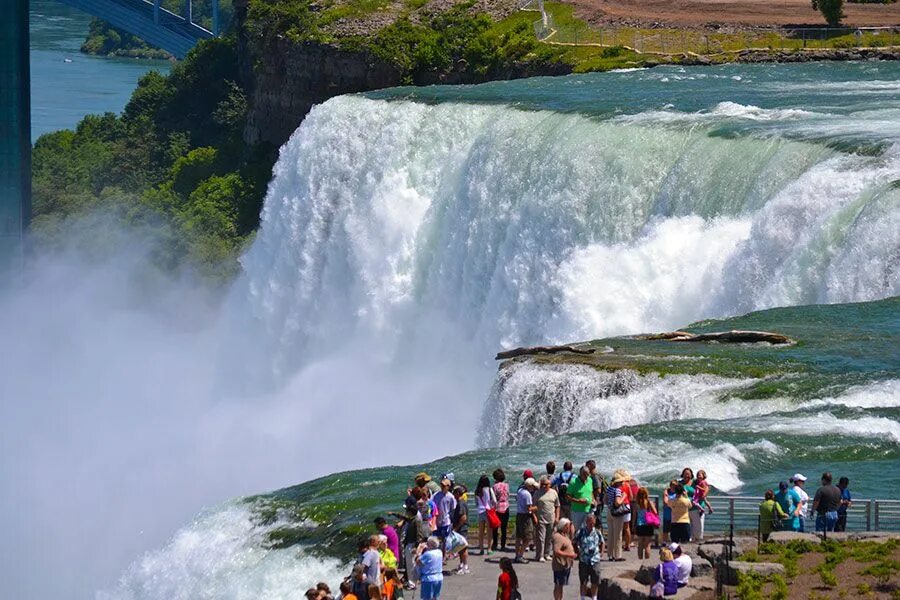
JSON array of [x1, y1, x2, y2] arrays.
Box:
[[757, 472, 853, 541], [319, 463, 854, 600]]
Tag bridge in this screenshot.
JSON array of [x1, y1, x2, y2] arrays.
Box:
[[2, 0, 223, 280], [55, 0, 221, 59]]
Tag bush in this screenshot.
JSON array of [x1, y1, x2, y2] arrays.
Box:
[[811, 0, 845, 26]]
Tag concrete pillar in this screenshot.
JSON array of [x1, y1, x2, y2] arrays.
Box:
[[0, 0, 30, 280], [212, 0, 220, 35], [184, 0, 192, 24], [154, 0, 160, 25]]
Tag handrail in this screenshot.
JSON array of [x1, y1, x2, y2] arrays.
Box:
[[466, 494, 900, 533]]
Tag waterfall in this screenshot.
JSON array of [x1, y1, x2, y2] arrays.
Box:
[[228, 94, 899, 386]]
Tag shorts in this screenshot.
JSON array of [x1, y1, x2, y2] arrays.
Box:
[[435, 524, 452, 538], [420, 579, 443, 600], [553, 568, 571, 586], [477, 511, 488, 524], [515, 513, 533, 541], [670, 522, 691, 543], [578, 561, 601, 586], [636, 524, 655, 537]]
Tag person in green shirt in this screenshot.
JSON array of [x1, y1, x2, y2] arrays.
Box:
[[759, 489, 788, 542], [566, 466, 594, 532]]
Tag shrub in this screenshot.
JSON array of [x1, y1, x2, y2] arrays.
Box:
[[811, 0, 845, 26]]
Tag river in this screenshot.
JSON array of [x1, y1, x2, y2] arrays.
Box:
[[29, 0, 171, 141]]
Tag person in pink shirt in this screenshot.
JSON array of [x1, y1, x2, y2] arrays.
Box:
[[375, 517, 400, 562], [492, 469, 511, 552]]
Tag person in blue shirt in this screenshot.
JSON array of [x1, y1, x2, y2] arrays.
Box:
[[773, 481, 795, 532], [836, 477, 852, 532]]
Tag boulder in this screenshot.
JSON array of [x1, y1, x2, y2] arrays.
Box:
[[848, 531, 900, 542], [603, 576, 651, 600], [766, 531, 821, 545], [495, 344, 596, 360], [726, 561, 786, 585]]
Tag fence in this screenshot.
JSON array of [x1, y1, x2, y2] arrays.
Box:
[[524, 6, 900, 55], [471, 495, 900, 534]]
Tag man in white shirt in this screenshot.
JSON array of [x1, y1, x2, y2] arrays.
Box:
[[669, 543, 692, 588], [791, 473, 810, 533]]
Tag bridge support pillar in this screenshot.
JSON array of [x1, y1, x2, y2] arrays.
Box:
[[0, 0, 30, 280], [154, 0, 160, 24], [184, 0, 192, 24], [212, 0, 219, 35]]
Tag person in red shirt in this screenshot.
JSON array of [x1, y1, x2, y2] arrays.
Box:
[[496, 557, 519, 600]]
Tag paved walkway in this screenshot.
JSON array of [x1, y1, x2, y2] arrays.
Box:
[[430, 544, 674, 599]]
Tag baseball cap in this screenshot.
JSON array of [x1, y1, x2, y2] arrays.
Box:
[[792, 473, 807, 482], [524, 477, 538, 488], [523, 469, 534, 479], [667, 543, 680, 552]]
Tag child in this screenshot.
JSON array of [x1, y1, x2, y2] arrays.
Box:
[[382, 568, 404, 600], [497, 557, 519, 600]]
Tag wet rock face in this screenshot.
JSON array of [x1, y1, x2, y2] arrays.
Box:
[[243, 40, 402, 147]]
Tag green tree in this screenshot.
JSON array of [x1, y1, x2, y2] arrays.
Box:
[[811, 0, 844, 26]]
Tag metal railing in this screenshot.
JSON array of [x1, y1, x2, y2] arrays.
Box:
[[470, 495, 900, 533]]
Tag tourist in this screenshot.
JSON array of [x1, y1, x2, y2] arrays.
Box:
[[382, 568, 403, 600], [374, 517, 400, 567], [836, 477, 852, 532], [449, 486, 470, 575], [534, 475, 560, 562], [759, 489, 788, 542], [402, 505, 427, 589], [496, 557, 519, 600], [492, 469, 511, 552], [415, 537, 444, 600], [606, 471, 630, 561], [367, 585, 382, 600], [351, 564, 370, 600], [432, 478, 458, 552], [627, 474, 640, 550], [690, 469, 713, 542], [338, 579, 358, 600], [634, 486, 659, 559], [652, 547, 679, 597], [317, 582, 334, 600], [586, 460, 606, 521], [615, 469, 635, 552], [566, 466, 594, 531], [773, 481, 794, 532], [660, 480, 678, 544], [554, 461, 576, 520], [789, 474, 809, 532], [360, 536, 382, 589], [552, 519, 576, 600], [416, 472, 441, 497], [813, 471, 841, 532], [545, 460, 557, 480], [515, 477, 538, 563], [306, 589, 320, 600], [377, 535, 398, 570], [664, 484, 692, 544], [476, 474, 498, 555], [574, 514, 604, 600], [670, 543, 692, 588]]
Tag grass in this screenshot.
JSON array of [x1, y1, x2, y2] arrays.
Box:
[[523, 2, 898, 55]]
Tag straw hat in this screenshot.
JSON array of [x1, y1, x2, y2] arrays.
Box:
[[610, 471, 629, 485], [416, 472, 432, 482]]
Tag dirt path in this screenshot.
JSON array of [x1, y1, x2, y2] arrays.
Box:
[[567, 0, 900, 28]]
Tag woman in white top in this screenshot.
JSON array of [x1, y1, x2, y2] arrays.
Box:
[[475, 474, 497, 555]]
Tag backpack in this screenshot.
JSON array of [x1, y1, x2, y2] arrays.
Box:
[[556, 471, 573, 506]]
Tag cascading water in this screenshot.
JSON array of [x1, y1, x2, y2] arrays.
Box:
[[231, 76, 899, 386], [96, 63, 900, 599]]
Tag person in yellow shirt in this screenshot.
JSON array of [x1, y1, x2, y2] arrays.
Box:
[[663, 484, 692, 543]]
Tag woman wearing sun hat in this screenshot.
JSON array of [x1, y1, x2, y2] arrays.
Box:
[[605, 471, 630, 561]]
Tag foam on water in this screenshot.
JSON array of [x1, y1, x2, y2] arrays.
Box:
[[99, 504, 346, 600], [229, 95, 899, 386]]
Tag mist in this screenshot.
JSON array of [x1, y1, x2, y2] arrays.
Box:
[[0, 218, 489, 600]]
